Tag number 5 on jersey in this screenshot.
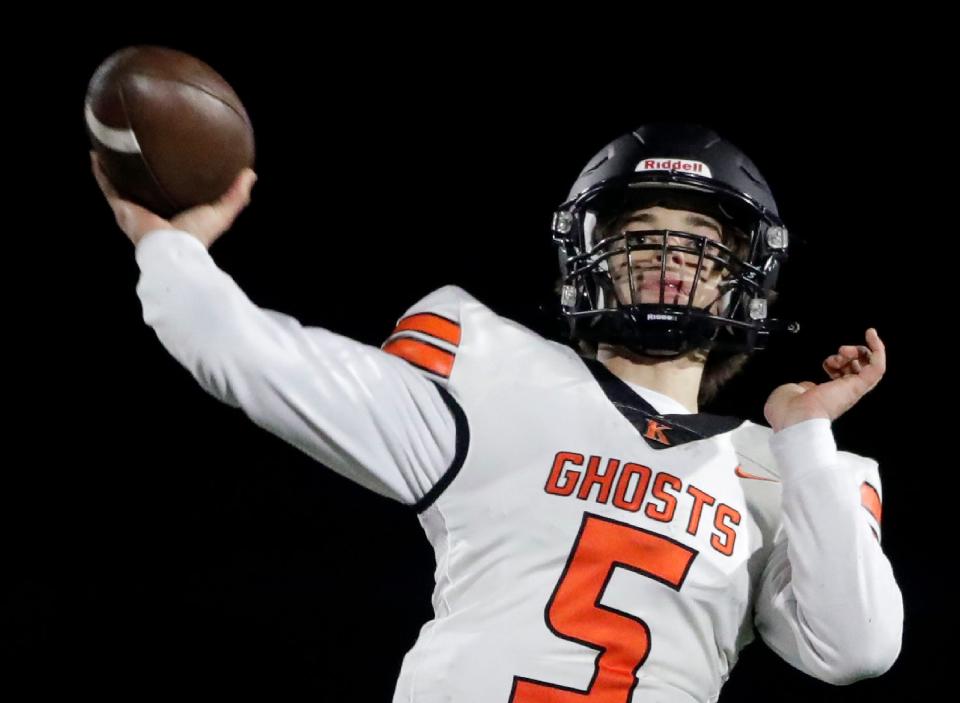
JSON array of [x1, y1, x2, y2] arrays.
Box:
[[510, 513, 698, 702]]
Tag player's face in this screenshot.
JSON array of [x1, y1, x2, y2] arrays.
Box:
[[602, 206, 728, 311]]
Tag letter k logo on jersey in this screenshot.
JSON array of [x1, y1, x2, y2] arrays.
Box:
[[644, 419, 673, 446]]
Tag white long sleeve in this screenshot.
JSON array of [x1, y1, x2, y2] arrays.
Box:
[[134, 228, 457, 505], [755, 418, 903, 685]]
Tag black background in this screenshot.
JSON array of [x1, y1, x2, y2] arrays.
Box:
[[7, 26, 948, 701]]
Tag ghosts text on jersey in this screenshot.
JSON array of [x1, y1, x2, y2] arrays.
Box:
[[544, 450, 741, 557]]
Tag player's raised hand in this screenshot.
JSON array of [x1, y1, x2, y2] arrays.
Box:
[[90, 150, 257, 249], [763, 328, 886, 432]]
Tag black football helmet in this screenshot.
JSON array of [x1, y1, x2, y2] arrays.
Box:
[[552, 123, 799, 357]]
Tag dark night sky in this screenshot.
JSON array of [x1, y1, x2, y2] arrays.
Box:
[[8, 27, 948, 700]]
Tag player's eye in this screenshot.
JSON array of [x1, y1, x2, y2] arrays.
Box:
[[621, 230, 649, 244]]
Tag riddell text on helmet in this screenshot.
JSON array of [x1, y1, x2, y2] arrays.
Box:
[[635, 158, 713, 178]]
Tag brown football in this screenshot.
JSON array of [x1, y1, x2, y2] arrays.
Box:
[[85, 45, 255, 218]]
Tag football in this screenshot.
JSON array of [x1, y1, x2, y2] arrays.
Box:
[[85, 45, 255, 218]]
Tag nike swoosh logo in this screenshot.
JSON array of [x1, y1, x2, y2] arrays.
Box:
[[735, 465, 780, 483]]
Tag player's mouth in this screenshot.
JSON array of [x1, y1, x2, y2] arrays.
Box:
[[639, 278, 685, 293], [629, 281, 689, 305]]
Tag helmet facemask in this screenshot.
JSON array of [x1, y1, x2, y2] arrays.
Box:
[[554, 183, 790, 356]]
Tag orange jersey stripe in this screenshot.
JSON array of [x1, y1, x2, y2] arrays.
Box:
[[860, 482, 882, 525], [383, 337, 456, 379], [392, 313, 461, 347]]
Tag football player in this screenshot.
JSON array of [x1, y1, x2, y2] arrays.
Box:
[[91, 122, 902, 702]]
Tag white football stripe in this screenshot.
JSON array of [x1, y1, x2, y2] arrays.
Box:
[[84, 101, 141, 154]]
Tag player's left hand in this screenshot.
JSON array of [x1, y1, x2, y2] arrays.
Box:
[[763, 328, 886, 433]]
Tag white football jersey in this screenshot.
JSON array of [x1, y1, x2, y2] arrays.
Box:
[[135, 229, 903, 703]]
